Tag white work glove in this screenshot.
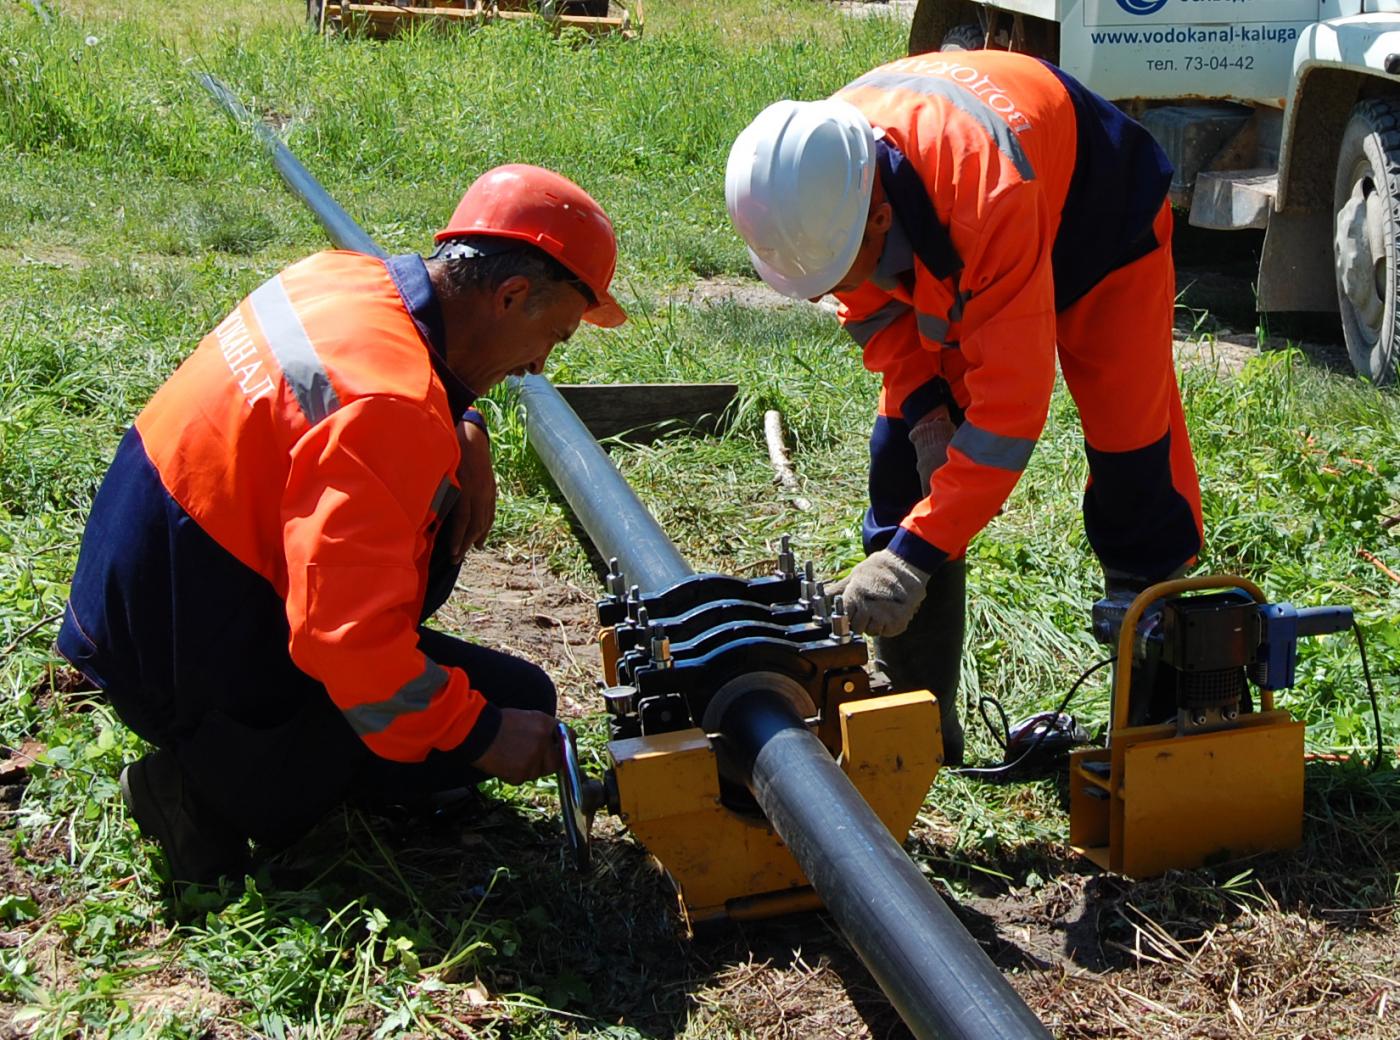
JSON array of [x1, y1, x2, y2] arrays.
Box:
[[840, 549, 931, 637], [909, 406, 956, 494]]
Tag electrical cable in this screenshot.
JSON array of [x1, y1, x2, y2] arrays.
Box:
[[952, 655, 1115, 780], [954, 621, 1387, 781], [1352, 621, 1387, 773], [977, 696, 1011, 752]]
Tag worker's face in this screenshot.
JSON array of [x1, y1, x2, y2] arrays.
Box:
[[812, 200, 893, 302], [459, 276, 588, 392]]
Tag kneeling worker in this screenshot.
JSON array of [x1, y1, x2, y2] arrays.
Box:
[[57, 165, 626, 883], [725, 51, 1204, 763]]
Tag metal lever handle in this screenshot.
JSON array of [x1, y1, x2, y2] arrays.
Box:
[[555, 722, 605, 870]]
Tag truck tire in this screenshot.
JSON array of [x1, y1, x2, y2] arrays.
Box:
[[1334, 98, 1400, 385], [940, 22, 983, 51]]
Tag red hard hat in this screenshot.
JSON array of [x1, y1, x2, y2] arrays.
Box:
[[436, 164, 626, 328]]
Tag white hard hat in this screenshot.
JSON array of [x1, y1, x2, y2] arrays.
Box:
[[725, 98, 876, 300]]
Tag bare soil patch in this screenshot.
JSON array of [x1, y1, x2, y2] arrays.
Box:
[[435, 550, 602, 720], [836, 0, 917, 20], [0, 246, 89, 271]]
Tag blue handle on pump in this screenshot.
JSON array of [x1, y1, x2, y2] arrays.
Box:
[[1257, 603, 1355, 689]]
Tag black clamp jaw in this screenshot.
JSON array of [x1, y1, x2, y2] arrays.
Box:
[[594, 536, 872, 743]]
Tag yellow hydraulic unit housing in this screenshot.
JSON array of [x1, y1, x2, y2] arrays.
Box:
[[557, 545, 943, 925], [1069, 576, 1352, 878]]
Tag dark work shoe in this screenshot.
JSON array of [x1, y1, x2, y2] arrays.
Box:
[[120, 751, 250, 886]]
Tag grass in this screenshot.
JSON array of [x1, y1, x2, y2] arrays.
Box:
[[1, 0, 1398, 1036]]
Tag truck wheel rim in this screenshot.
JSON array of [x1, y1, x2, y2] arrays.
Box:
[[1335, 162, 1388, 346]]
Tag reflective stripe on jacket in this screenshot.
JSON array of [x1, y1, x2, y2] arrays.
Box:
[[60, 251, 492, 763], [833, 51, 1171, 570]]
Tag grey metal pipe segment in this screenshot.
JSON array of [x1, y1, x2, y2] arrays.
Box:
[[199, 74, 386, 260], [511, 374, 693, 593], [200, 74, 1048, 1038], [723, 690, 1051, 1040]]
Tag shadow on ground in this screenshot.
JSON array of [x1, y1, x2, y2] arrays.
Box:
[[165, 789, 922, 1038]]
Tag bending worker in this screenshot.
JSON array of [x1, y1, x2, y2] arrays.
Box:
[[57, 165, 626, 884], [726, 51, 1203, 764]]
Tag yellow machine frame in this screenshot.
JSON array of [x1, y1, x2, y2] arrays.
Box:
[[1069, 576, 1305, 878], [599, 630, 942, 925]]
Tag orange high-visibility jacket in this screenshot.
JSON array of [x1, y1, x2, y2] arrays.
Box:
[[834, 51, 1171, 571], [59, 251, 494, 763]]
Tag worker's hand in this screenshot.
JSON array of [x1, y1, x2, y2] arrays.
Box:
[[470, 708, 563, 785], [450, 418, 497, 561], [840, 549, 931, 637], [909, 406, 956, 494], [825, 573, 849, 602]]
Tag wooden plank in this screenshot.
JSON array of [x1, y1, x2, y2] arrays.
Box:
[[553, 383, 737, 443], [337, 2, 631, 34]]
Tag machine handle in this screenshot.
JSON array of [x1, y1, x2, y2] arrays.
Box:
[[555, 722, 606, 870], [1294, 605, 1354, 637]]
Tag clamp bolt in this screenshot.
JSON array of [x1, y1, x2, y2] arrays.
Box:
[[650, 624, 673, 669], [777, 535, 797, 579], [603, 685, 638, 717], [831, 595, 852, 643], [605, 557, 626, 597]]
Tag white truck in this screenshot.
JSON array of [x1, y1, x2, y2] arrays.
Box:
[[908, 0, 1400, 384]]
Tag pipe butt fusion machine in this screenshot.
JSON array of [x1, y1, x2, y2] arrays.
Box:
[[562, 568, 1359, 911], [559, 536, 943, 925], [1072, 576, 1353, 878]]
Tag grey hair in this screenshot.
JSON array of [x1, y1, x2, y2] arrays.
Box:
[[430, 236, 593, 315]]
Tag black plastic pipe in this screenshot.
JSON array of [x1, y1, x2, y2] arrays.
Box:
[[201, 75, 1048, 1039], [722, 690, 1050, 1040], [513, 374, 693, 593]]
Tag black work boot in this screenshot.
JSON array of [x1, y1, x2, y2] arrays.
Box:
[[874, 558, 966, 766], [120, 750, 250, 886]]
